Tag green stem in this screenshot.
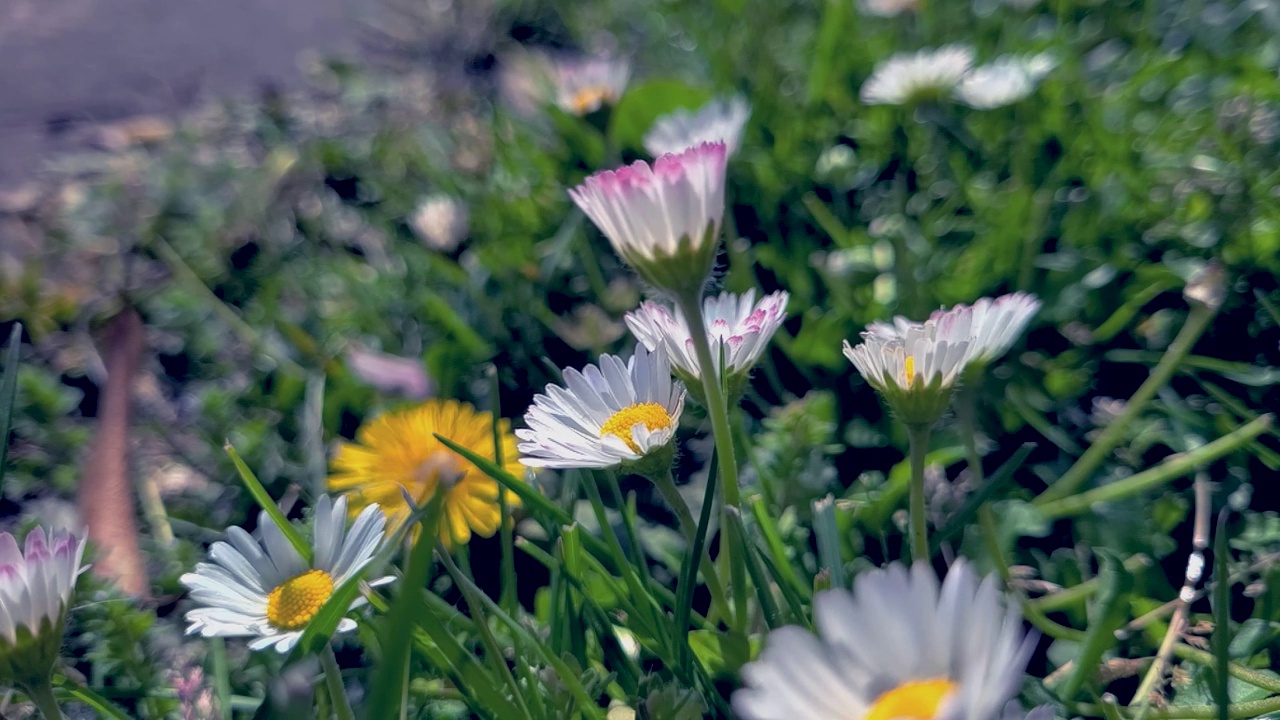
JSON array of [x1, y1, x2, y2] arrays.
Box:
[[652, 469, 732, 620], [1037, 415, 1272, 519], [1076, 695, 1280, 720], [320, 645, 355, 720], [1039, 301, 1218, 503], [25, 679, 66, 720], [906, 423, 932, 564]]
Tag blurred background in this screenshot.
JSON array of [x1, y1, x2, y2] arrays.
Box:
[[2, 0, 1279, 715]]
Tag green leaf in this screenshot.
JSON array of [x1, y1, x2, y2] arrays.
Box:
[[53, 679, 132, 720], [434, 433, 568, 525], [608, 80, 712, 152], [1058, 551, 1133, 702], [0, 323, 21, 494], [1212, 510, 1232, 720], [224, 442, 312, 564], [688, 628, 750, 679]]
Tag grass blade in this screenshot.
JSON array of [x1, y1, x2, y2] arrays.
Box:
[[224, 442, 312, 564], [0, 323, 22, 493]]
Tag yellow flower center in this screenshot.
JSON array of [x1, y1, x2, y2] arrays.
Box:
[[599, 402, 673, 453], [865, 679, 956, 720], [266, 569, 334, 631], [570, 86, 615, 115], [904, 354, 918, 386]]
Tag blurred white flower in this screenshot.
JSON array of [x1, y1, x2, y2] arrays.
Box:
[[643, 95, 752, 157], [861, 45, 975, 105], [733, 561, 1041, 720], [858, 0, 919, 16], [344, 347, 432, 399], [553, 56, 631, 116], [408, 194, 469, 252], [955, 55, 1055, 109], [0, 528, 87, 686]]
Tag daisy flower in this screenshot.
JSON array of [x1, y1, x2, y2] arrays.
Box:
[[843, 308, 973, 427], [408, 194, 469, 252], [180, 495, 387, 653], [329, 399, 523, 548], [517, 345, 686, 476], [868, 293, 1041, 368], [733, 560, 1039, 720], [643, 95, 752, 158], [955, 56, 1054, 109], [625, 289, 789, 401], [553, 56, 631, 116], [861, 46, 975, 106], [569, 142, 728, 299], [0, 528, 87, 686]]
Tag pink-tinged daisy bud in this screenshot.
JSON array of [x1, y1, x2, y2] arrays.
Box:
[[553, 56, 631, 116], [625, 289, 789, 403], [569, 142, 728, 300], [0, 528, 88, 689]]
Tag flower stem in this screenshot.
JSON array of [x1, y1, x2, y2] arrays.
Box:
[[25, 679, 66, 720], [320, 644, 355, 720], [677, 292, 747, 627], [906, 423, 933, 564], [652, 468, 732, 620]]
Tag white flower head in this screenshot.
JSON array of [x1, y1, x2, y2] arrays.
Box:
[[733, 560, 1037, 720], [624, 289, 788, 401], [569, 142, 728, 298], [517, 345, 686, 475], [180, 495, 389, 654], [553, 56, 632, 116], [955, 55, 1054, 109], [643, 95, 752, 158], [843, 307, 974, 426], [0, 528, 87, 684], [858, 0, 919, 16], [408, 194, 469, 252], [861, 45, 975, 106]]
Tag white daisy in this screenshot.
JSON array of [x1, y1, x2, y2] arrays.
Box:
[[861, 46, 975, 106], [858, 0, 919, 16], [843, 307, 972, 426], [733, 560, 1038, 720], [408, 194, 469, 252], [868, 293, 1041, 367], [955, 56, 1054, 109], [643, 95, 752, 158], [569, 142, 728, 298], [553, 56, 631, 116], [0, 528, 87, 684], [517, 344, 686, 473], [180, 495, 388, 653], [624, 289, 789, 397]]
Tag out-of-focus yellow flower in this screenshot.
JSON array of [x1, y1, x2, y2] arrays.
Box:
[[329, 400, 522, 548]]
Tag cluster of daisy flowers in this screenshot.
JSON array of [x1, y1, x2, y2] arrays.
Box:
[[860, 45, 1055, 109]]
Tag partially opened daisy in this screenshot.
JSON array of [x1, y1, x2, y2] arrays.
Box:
[[955, 55, 1055, 110], [643, 95, 752, 157], [625, 289, 789, 402], [569, 141, 728, 299], [843, 308, 972, 427], [553, 56, 631, 116], [733, 560, 1040, 720], [329, 399, 523, 548], [181, 495, 388, 653], [861, 46, 975, 106], [0, 528, 87, 690], [518, 345, 685, 477], [869, 293, 1041, 369]]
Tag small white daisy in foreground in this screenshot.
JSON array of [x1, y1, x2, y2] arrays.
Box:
[[643, 95, 752, 157], [0, 528, 87, 686], [955, 56, 1054, 109], [861, 46, 975, 106], [569, 142, 728, 299], [553, 56, 631, 116], [733, 560, 1038, 720], [517, 345, 686, 476], [870, 293, 1041, 367], [843, 307, 973, 426], [181, 495, 388, 653], [858, 0, 919, 16], [625, 289, 789, 401]]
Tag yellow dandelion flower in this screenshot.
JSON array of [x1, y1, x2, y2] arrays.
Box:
[[328, 399, 523, 548]]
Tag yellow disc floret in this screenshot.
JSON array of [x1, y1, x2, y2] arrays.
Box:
[[266, 569, 334, 631], [570, 86, 615, 115], [904, 354, 917, 386], [865, 678, 956, 720], [599, 402, 674, 453]]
